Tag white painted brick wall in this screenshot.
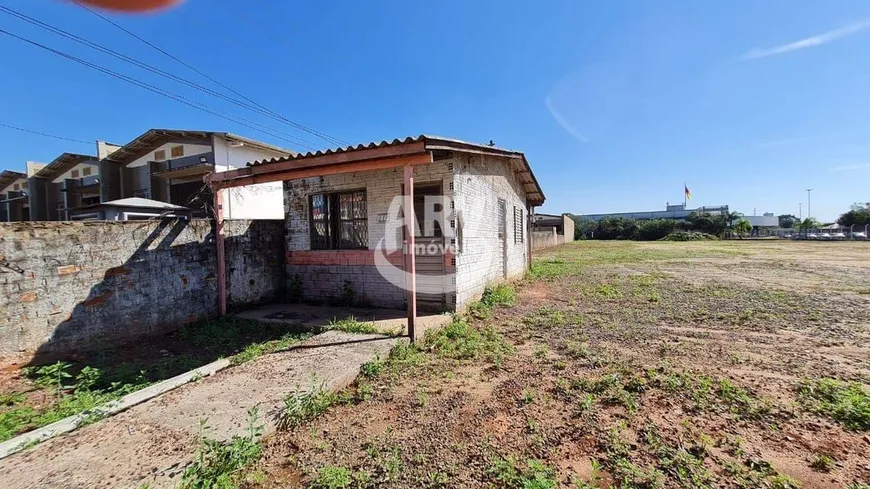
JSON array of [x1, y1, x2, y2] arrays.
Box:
[[281, 156, 530, 311], [453, 154, 529, 309], [283, 163, 453, 251]]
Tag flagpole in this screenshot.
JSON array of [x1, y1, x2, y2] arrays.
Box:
[[683, 182, 687, 209]]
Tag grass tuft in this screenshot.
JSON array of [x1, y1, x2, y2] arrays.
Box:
[[180, 406, 263, 489], [798, 378, 870, 431], [276, 387, 338, 431], [327, 316, 379, 334]]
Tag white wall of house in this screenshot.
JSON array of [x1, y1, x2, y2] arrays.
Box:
[[213, 135, 290, 220], [1, 177, 29, 194], [50, 162, 100, 184], [453, 153, 529, 309], [283, 162, 453, 251], [126, 143, 213, 168]]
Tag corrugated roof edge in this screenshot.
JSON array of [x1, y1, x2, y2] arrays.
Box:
[[34, 153, 96, 179], [245, 134, 545, 205], [106, 129, 295, 164]]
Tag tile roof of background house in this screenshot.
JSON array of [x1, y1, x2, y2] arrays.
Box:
[[105, 129, 295, 164], [33, 153, 96, 179]]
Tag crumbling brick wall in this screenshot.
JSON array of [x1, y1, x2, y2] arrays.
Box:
[[0, 219, 285, 357]]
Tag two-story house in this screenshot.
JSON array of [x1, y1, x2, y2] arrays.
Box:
[[27, 153, 102, 221], [96, 129, 293, 219], [0, 170, 30, 222]]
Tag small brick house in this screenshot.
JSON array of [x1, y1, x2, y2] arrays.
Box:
[[208, 135, 545, 314]]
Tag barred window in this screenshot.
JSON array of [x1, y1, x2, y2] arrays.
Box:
[[513, 206, 524, 244], [310, 190, 367, 250]]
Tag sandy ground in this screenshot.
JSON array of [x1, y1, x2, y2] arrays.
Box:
[[251, 240, 870, 488]]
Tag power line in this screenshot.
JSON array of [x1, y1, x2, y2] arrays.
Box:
[[75, 2, 346, 148], [0, 5, 333, 150], [0, 122, 93, 145], [0, 27, 318, 150]]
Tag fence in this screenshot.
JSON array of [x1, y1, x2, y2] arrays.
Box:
[[0, 219, 285, 358], [532, 228, 569, 250]]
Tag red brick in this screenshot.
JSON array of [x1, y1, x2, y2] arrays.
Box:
[[57, 265, 82, 276], [83, 291, 113, 308], [19, 291, 37, 303], [105, 266, 129, 277]]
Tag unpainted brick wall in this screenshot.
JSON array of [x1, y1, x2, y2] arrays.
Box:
[[0, 219, 285, 357]]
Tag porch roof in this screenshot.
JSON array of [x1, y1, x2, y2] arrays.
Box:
[[205, 135, 545, 206]]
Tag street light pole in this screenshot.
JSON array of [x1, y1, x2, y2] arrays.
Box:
[[798, 203, 802, 221], [805, 189, 813, 220]]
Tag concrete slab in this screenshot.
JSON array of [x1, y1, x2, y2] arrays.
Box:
[[0, 331, 402, 489], [236, 303, 452, 337]]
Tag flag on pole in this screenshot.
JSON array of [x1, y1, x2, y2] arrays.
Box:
[[684, 185, 692, 201]]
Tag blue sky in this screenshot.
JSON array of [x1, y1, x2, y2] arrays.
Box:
[[2, 0, 869, 222]]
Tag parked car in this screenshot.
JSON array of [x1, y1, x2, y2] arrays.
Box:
[[807, 233, 818, 239], [832, 232, 846, 239], [852, 231, 867, 239], [819, 233, 832, 239]]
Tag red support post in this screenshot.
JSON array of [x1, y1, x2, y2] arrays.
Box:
[[403, 165, 417, 342], [214, 188, 227, 316]]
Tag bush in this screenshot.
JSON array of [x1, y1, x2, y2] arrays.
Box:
[[634, 219, 680, 241], [659, 231, 719, 242]]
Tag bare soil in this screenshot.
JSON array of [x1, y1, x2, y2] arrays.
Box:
[[253, 240, 870, 488]]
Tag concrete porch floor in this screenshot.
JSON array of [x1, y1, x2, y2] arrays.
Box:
[[235, 303, 453, 338]]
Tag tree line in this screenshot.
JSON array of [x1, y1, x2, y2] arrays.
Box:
[[570, 211, 745, 241], [570, 202, 869, 241]]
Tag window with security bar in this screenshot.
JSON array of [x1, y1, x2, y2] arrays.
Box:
[[310, 190, 368, 250]]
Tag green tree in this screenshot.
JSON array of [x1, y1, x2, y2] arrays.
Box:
[[686, 212, 728, 237], [836, 203, 870, 227], [570, 216, 598, 240], [596, 217, 638, 240], [733, 218, 752, 238], [778, 214, 798, 229], [797, 217, 822, 235]]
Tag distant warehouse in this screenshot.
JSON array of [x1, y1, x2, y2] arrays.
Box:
[[577, 203, 729, 222]]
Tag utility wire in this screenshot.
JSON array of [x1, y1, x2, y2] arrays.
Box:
[[74, 2, 346, 148], [0, 5, 345, 148], [0, 27, 317, 150], [0, 5, 319, 149], [0, 122, 93, 145]]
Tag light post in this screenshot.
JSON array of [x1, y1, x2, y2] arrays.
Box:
[[798, 203, 802, 221], [805, 189, 813, 220]]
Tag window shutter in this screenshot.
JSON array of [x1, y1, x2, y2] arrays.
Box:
[[513, 206, 524, 244]]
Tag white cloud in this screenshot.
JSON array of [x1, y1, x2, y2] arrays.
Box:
[[742, 19, 870, 60], [831, 162, 870, 171], [544, 96, 590, 143]]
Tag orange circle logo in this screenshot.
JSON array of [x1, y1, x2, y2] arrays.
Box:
[[73, 0, 182, 12]]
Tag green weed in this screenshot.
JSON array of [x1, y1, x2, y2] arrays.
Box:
[[809, 453, 835, 473], [327, 316, 379, 334], [798, 378, 870, 430], [308, 465, 370, 489], [423, 315, 514, 362], [277, 387, 338, 431], [180, 406, 263, 489], [488, 456, 557, 489]]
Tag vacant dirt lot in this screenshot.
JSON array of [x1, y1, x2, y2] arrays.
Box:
[[252, 240, 870, 489]]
